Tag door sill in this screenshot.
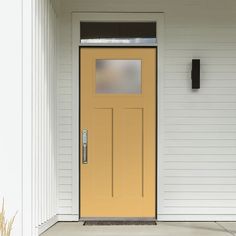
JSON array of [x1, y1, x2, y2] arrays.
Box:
[[80, 217, 156, 221]]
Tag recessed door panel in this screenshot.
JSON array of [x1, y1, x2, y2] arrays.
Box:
[[80, 48, 156, 218], [91, 108, 113, 198], [116, 108, 143, 198]]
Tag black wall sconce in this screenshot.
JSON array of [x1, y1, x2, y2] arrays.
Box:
[[191, 59, 200, 89]]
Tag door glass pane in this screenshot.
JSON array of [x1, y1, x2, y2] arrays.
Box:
[[96, 60, 141, 94]]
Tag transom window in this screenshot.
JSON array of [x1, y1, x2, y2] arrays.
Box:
[[80, 22, 157, 44]]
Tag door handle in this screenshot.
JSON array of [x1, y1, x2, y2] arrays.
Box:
[[82, 129, 88, 164]]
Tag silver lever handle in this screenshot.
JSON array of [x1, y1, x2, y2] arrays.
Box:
[[82, 129, 88, 164]]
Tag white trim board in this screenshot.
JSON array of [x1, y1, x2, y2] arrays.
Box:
[[22, 0, 33, 235], [72, 12, 165, 219]]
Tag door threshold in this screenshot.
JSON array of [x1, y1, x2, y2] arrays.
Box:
[[80, 217, 156, 221]]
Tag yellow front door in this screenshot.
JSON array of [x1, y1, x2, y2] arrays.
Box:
[[80, 48, 156, 218]]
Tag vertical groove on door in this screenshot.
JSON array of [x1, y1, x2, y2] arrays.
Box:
[[142, 108, 144, 198], [111, 108, 114, 197]]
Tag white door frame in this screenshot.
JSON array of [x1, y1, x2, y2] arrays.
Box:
[[72, 12, 165, 220]]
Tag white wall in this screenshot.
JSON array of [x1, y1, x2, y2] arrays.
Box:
[[1, 1, 57, 235], [0, 1, 23, 235], [57, 0, 236, 221], [32, 0, 58, 234]]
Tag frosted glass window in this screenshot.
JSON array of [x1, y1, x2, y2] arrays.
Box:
[[96, 60, 141, 94]]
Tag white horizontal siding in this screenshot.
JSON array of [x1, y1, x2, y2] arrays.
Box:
[[57, 0, 236, 220], [57, 13, 74, 215], [160, 23, 236, 216]]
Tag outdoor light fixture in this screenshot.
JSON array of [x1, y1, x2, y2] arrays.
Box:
[[191, 59, 200, 89]]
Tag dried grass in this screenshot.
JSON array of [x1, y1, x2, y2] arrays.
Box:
[[0, 199, 17, 236]]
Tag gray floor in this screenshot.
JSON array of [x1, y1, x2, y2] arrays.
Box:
[[41, 222, 236, 236]]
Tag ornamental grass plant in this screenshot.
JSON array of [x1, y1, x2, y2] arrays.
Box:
[[0, 200, 16, 236]]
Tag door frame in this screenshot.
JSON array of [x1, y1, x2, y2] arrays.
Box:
[[79, 46, 157, 220], [72, 12, 165, 221]]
